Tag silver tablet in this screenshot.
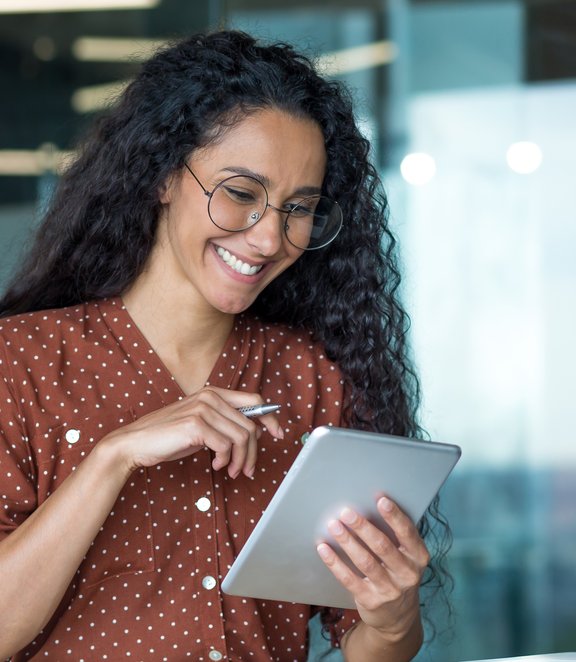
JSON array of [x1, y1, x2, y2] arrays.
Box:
[[221, 425, 461, 609]]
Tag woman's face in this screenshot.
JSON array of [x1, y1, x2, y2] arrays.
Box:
[[151, 107, 327, 316]]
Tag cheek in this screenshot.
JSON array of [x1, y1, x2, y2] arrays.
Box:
[[164, 204, 206, 248], [153, 215, 195, 275]]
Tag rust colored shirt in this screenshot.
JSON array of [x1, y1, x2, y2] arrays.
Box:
[[0, 298, 358, 661]]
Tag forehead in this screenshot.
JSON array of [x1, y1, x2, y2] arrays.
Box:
[[192, 108, 327, 187]]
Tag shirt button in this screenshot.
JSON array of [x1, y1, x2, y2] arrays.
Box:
[[65, 429, 81, 444], [208, 651, 223, 661], [195, 497, 211, 512], [202, 575, 217, 590]]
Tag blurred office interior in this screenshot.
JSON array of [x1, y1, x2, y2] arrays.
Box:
[[1, 1, 575, 660]]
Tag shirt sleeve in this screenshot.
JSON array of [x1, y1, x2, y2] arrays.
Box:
[[0, 340, 38, 540]]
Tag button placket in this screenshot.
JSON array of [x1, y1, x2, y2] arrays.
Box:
[[193, 450, 227, 659]]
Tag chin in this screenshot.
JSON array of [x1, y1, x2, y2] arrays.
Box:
[[215, 297, 257, 315]]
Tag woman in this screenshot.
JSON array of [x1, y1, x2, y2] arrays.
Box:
[[0, 30, 447, 661]]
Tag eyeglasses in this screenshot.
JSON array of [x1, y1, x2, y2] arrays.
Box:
[[184, 164, 342, 251]]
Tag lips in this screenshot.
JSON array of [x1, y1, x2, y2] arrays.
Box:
[[215, 246, 264, 276]]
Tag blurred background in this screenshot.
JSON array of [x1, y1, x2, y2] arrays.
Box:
[[1, 1, 575, 660]]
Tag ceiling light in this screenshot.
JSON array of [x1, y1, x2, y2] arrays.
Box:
[[69, 38, 398, 113], [0, 0, 159, 13], [72, 36, 165, 62], [71, 79, 130, 113], [400, 152, 437, 186], [0, 148, 74, 176], [317, 40, 398, 76], [506, 141, 543, 174]]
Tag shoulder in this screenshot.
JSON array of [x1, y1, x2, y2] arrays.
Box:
[[0, 299, 121, 369], [0, 299, 117, 342], [241, 314, 321, 352], [0, 301, 87, 331], [240, 314, 342, 378]]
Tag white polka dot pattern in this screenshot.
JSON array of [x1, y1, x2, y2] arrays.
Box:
[[0, 298, 358, 660]]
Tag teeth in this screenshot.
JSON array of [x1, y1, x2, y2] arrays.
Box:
[[216, 247, 263, 276]]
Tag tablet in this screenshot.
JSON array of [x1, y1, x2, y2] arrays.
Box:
[[221, 425, 461, 609]]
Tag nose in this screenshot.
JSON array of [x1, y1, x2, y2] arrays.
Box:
[[243, 205, 286, 256]]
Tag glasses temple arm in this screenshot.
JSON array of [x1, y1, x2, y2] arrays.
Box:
[[184, 163, 211, 197]]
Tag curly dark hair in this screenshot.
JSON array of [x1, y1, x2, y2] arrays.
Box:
[[0, 28, 451, 645]]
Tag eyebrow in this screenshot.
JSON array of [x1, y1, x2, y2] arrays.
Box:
[[220, 166, 323, 197]]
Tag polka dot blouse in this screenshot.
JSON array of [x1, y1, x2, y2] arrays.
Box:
[[0, 298, 359, 661]]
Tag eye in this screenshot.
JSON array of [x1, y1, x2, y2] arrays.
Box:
[[222, 184, 258, 204], [285, 200, 316, 218]]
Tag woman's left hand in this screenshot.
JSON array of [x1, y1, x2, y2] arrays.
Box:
[[316, 495, 429, 641]]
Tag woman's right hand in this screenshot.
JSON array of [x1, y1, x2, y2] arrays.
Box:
[[103, 386, 284, 480]]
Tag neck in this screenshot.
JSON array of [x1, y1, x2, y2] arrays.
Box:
[[122, 277, 235, 395]]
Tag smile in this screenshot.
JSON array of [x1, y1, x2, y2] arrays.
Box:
[[216, 246, 264, 276]]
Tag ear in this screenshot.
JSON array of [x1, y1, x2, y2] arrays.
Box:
[[158, 174, 174, 204]]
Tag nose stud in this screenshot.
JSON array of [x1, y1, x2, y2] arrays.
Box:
[[249, 211, 261, 222]]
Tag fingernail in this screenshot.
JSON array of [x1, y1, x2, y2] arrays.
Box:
[[340, 508, 357, 525], [379, 496, 394, 512], [277, 426, 285, 439], [317, 543, 332, 561], [327, 519, 344, 535]]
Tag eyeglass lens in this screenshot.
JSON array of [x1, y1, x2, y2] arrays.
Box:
[[207, 175, 342, 250]]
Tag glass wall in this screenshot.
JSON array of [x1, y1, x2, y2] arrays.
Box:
[[1, 1, 575, 660], [385, 4, 576, 659]]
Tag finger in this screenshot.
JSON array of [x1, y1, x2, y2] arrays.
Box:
[[376, 497, 431, 568], [326, 516, 395, 586], [232, 404, 284, 441], [204, 387, 285, 439], [240, 425, 259, 478], [254, 412, 284, 440], [175, 402, 246, 477], [200, 412, 254, 479], [332, 508, 423, 590], [316, 541, 398, 610], [185, 391, 257, 477], [223, 408, 259, 478], [316, 541, 371, 596], [218, 391, 284, 439], [203, 392, 280, 473]]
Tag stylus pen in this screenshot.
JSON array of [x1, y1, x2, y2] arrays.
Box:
[[237, 404, 281, 418]]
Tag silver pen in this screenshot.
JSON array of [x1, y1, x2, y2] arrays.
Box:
[[237, 403, 281, 418]]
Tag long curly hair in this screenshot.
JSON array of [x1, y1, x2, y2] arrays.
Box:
[[0, 29, 451, 642]]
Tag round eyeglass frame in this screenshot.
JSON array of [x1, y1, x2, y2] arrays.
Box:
[[184, 163, 343, 251]]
